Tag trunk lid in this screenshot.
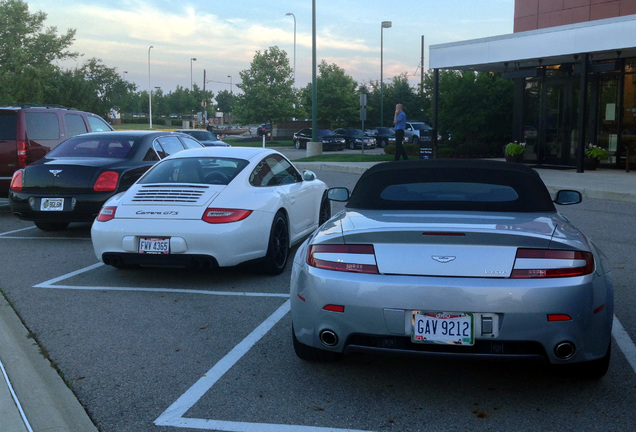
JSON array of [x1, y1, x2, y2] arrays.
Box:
[[331, 210, 585, 278]]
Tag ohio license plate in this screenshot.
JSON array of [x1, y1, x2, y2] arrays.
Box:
[[139, 237, 170, 254], [411, 312, 474, 345], [40, 198, 64, 211]]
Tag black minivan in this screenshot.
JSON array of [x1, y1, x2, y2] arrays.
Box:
[[0, 104, 113, 195]]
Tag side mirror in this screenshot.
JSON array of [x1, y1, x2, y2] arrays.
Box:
[[302, 170, 316, 181], [327, 187, 350, 202], [554, 190, 582, 205]]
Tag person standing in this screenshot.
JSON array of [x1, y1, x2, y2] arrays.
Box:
[[393, 103, 408, 161]]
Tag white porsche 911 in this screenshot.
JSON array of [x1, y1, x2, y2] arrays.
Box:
[[91, 147, 330, 274]]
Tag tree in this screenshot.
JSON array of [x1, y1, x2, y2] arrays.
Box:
[[423, 70, 513, 149], [300, 61, 359, 127], [234, 46, 294, 136], [215, 89, 237, 122], [0, 0, 77, 102]]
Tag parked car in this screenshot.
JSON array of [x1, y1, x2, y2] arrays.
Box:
[[91, 147, 331, 274], [257, 123, 271, 137], [0, 104, 113, 195], [332, 128, 376, 150], [403, 121, 434, 145], [290, 159, 613, 378], [9, 131, 204, 231], [365, 127, 396, 148], [174, 129, 230, 147], [292, 129, 346, 151]]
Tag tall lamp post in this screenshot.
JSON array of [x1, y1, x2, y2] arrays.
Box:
[[148, 45, 153, 129], [227, 75, 233, 124], [190, 57, 197, 91], [227, 75, 232, 94], [380, 21, 392, 127], [285, 12, 296, 84]]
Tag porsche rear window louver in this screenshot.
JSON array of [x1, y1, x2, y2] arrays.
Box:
[[132, 187, 206, 203]]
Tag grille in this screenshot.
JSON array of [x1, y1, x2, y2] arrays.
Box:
[[131, 186, 208, 203]]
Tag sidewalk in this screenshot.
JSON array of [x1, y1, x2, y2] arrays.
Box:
[[1, 158, 635, 432], [294, 160, 636, 203], [0, 294, 98, 432]]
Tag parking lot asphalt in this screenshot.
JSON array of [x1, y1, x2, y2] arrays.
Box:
[[2, 151, 636, 431]]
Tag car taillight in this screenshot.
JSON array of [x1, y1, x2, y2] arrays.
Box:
[[10, 170, 23, 191], [201, 208, 252, 224], [17, 140, 28, 168], [307, 244, 379, 274], [96, 206, 117, 222], [93, 171, 119, 192], [511, 249, 594, 278]]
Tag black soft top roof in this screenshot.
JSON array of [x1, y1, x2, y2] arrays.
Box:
[[346, 159, 555, 212]]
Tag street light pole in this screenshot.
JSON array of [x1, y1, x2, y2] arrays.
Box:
[[286, 12, 296, 85], [380, 21, 392, 127], [148, 45, 153, 129], [227, 75, 233, 124], [190, 57, 197, 91], [227, 75, 232, 94]]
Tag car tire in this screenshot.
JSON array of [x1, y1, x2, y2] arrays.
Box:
[[349, 141, 355, 150], [261, 211, 289, 275], [34, 221, 70, 231], [380, 138, 386, 148], [412, 136, 420, 146], [295, 139, 302, 150], [318, 192, 331, 226], [292, 327, 342, 362]]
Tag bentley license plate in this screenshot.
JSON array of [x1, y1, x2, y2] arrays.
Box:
[[139, 237, 170, 254], [40, 198, 64, 211], [412, 312, 474, 345]]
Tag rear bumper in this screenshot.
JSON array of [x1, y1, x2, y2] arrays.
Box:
[[8, 191, 112, 222]]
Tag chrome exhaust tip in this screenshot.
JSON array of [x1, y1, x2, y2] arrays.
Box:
[[319, 329, 338, 347], [554, 341, 576, 360]]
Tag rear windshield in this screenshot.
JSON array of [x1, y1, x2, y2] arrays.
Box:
[[48, 135, 134, 158], [139, 157, 249, 186], [0, 112, 17, 140]]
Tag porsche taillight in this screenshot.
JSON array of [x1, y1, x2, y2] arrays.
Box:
[[10, 169, 23, 191], [201, 208, 252, 224], [511, 249, 594, 278], [96, 206, 117, 222], [307, 244, 379, 274], [94, 171, 119, 192]]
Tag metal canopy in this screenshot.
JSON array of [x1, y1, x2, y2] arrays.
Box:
[[430, 14, 636, 73]]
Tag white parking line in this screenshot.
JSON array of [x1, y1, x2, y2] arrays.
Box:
[[30, 263, 636, 431], [33, 263, 288, 298], [613, 316, 636, 374], [0, 226, 37, 236], [154, 300, 373, 432]]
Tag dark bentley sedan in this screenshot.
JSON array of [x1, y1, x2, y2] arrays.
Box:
[[9, 131, 204, 231], [292, 128, 345, 151]]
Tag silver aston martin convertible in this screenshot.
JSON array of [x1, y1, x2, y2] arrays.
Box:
[[290, 159, 613, 378]]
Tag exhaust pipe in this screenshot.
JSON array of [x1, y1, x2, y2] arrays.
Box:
[[319, 330, 338, 347], [554, 341, 576, 360]]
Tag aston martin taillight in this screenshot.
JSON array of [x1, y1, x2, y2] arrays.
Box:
[[96, 206, 117, 222], [93, 171, 119, 192], [307, 244, 379, 274], [201, 208, 252, 224], [511, 249, 594, 278], [10, 170, 23, 191]]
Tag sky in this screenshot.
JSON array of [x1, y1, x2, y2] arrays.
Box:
[[25, 0, 515, 98]]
